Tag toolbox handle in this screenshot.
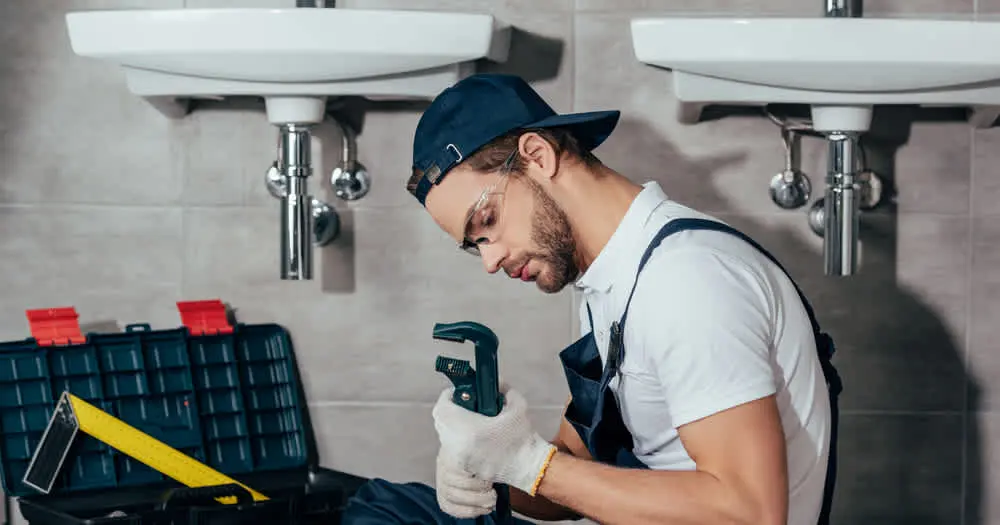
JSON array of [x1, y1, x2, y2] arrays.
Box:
[[158, 483, 254, 509], [125, 323, 151, 333]]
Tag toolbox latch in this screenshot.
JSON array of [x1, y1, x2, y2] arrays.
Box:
[[177, 299, 234, 336], [26, 307, 86, 347]]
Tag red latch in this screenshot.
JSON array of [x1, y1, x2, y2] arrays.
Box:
[[177, 299, 233, 336], [26, 307, 86, 347]]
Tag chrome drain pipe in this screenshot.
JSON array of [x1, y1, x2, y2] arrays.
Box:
[[823, 132, 861, 276], [278, 124, 315, 280]]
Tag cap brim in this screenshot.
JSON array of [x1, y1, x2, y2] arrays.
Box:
[[521, 110, 621, 152]]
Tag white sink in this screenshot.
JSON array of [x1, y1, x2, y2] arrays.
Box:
[[630, 17, 1000, 132], [65, 8, 511, 123]]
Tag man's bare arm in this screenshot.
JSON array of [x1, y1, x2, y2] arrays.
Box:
[[508, 402, 591, 521], [533, 395, 789, 525]]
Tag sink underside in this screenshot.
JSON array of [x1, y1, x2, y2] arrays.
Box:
[[630, 17, 1000, 129]]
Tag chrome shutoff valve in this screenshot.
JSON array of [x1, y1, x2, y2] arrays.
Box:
[[331, 162, 371, 201], [769, 127, 812, 210]]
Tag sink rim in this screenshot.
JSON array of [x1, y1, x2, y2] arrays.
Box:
[[630, 16, 1000, 93], [65, 7, 507, 84]]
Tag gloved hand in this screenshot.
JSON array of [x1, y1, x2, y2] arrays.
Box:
[[432, 386, 557, 497], [435, 452, 496, 519]]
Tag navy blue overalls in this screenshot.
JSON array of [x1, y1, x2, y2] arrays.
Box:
[[340, 218, 843, 525]]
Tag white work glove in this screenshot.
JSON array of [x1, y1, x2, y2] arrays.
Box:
[[432, 386, 557, 496], [435, 452, 496, 519]]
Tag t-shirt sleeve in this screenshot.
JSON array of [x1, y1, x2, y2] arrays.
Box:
[[630, 246, 778, 428]]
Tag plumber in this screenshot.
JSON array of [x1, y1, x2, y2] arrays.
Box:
[[340, 73, 843, 525]]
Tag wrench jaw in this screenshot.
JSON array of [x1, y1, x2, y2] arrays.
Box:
[[432, 321, 503, 417], [434, 355, 478, 412]]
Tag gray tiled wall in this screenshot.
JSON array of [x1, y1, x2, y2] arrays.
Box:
[[0, 0, 997, 524]]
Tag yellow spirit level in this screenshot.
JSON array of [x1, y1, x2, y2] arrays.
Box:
[[23, 391, 268, 505]]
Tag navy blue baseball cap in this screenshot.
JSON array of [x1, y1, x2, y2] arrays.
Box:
[[407, 73, 620, 206]]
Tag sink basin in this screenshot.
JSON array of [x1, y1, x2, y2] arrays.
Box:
[[630, 17, 1000, 132], [65, 8, 511, 123]]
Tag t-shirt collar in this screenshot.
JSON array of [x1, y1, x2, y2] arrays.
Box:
[[574, 181, 668, 294]]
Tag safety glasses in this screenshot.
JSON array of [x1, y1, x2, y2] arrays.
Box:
[[458, 149, 518, 256]]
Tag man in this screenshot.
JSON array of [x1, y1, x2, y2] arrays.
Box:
[[340, 73, 842, 525]]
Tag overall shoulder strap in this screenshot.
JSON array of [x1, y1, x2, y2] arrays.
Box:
[[618, 217, 836, 366]]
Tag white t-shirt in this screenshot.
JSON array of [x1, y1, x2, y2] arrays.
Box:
[[573, 181, 831, 525]]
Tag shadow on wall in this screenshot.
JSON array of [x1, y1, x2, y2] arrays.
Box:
[[606, 115, 979, 524]]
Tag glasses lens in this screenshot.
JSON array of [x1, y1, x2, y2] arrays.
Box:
[[458, 151, 516, 256], [460, 242, 481, 256]]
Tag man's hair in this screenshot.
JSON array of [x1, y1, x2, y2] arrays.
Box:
[[465, 127, 601, 175]]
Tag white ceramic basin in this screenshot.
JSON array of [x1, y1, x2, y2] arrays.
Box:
[[630, 17, 1000, 132], [65, 8, 511, 123]]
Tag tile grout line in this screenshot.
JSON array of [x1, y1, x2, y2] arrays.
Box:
[[307, 400, 568, 410], [304, 402, 967, 415], [0, 202, 994, 218], [179, 206, 189, 298], [307, 400, 966, 417], [960, 125, 977, 525], [839, 409, 966, 416], [0, 202, 411, 212]]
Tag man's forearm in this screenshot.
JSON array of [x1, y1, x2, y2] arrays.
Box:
[[508, 485, 581, 521], [535, 451, 778, 525]]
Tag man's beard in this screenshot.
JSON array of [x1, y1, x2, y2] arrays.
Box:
[[522, 177, 578, 293]]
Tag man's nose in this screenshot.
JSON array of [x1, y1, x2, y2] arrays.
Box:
[[480, 244, 506, 274]]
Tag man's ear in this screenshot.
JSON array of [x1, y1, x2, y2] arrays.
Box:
[[517, 132, 559, 181]]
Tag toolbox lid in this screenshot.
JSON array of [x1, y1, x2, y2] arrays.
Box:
[[0, 300, 317, 498]]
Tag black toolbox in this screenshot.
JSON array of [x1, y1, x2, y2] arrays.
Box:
[[0, 299, 369, 525]]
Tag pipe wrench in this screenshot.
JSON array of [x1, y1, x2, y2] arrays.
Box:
[[433, 321, 512, 525]]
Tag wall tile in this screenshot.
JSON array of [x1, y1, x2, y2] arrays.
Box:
[[344, 0, 572, 11], [969, 217, 1000, 413], [967, 412, 1000, 525], [981, 0, 1000, 14], [878, 122, 971, 214], [576, 0, 814, 15], [863, 0, 974, 16], [832, 413, 963, 524], [973, 127, 1000, 216], [576, 0, 972, 15], [185, 0, 287, 6], [176, 107, 260, 206], [715, 212, 969, 413], [182, 206, 574, 406], [0, 0, 185, 206], [0, 205, 184, 339]]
